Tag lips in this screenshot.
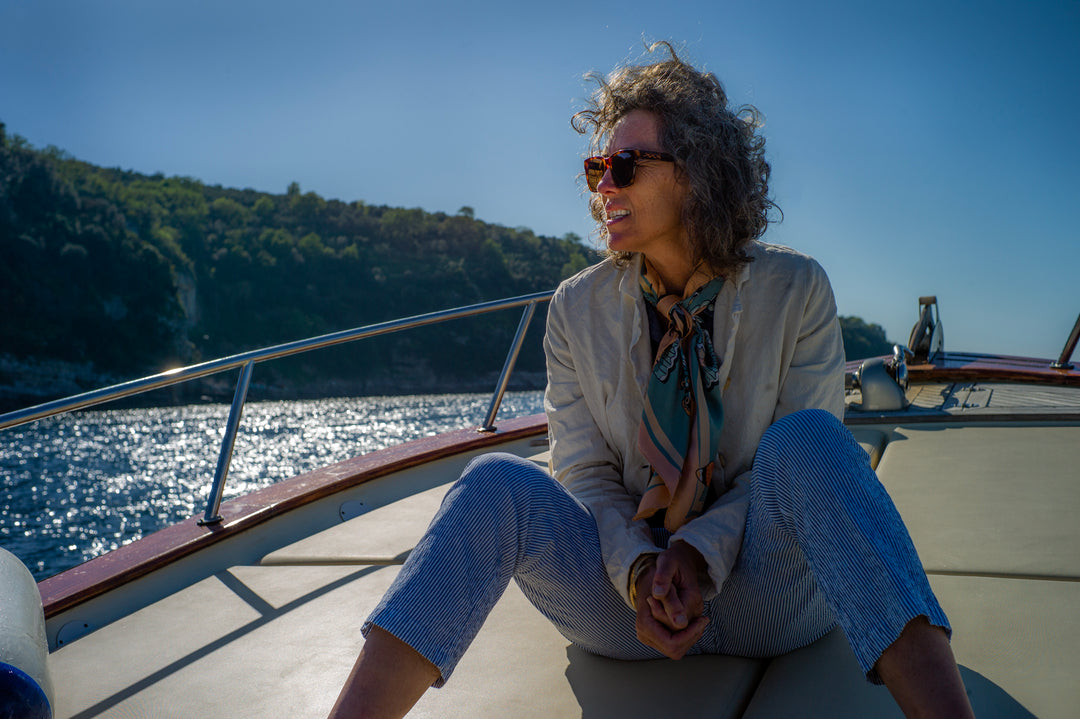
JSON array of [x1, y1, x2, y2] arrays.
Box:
[[606, 207, 630, 224]]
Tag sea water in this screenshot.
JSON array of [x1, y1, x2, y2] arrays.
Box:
[[0, 391, 545, 581]]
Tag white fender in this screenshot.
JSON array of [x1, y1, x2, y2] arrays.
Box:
[[0, 548, 53, 718]]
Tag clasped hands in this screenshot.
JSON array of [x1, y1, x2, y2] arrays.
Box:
[[633, 540, 709, 660]]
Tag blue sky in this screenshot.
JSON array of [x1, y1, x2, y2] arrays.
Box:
[[2, 0, 1078, 359]]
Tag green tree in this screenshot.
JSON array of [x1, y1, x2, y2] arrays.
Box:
[[211, 196, 248, 226], [253, 196, 275, 223], [839, 316, 894, 361]]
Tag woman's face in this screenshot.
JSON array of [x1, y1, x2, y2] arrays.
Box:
[[597, 110, 689, 264]]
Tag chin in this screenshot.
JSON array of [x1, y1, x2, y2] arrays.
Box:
[[606, 235, 636, 254]]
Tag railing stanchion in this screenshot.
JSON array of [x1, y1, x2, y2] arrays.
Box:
[[200, 361, 255, 525], [480, 301, 539, 432], [1051, 312, 1080, 370]]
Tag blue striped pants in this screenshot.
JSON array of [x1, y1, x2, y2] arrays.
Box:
[[362, 409, 949, 686]]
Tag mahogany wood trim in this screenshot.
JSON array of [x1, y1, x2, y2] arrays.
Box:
[[39, 414, 548, 618], [906, 364, 1080, 387], [846, 352, 1080, 387]]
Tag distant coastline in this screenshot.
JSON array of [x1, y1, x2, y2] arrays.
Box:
[[0, 353, 547, 415]]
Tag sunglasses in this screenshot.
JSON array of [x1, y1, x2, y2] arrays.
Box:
[[584, 149, 676, 192]]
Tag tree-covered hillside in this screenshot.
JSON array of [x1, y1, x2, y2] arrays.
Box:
[[0, 124, 594, 406]]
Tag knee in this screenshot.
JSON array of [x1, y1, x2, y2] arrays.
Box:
[[455, 452, 554, 506], [761, 409, 846, 453], [461, 451, 543, 484], [758, 410, 854, 466], [753, 409, 867, 498]]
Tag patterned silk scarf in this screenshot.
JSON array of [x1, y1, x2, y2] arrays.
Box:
[[635, 260, 725, 531]]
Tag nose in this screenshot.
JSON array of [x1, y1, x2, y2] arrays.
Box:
[[595, 164, 618, 195]]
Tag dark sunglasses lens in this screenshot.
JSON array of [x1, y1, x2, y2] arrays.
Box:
[[584, 152, 640, 191], [584, 158, 605, 192], [610, 152, 635, 188]]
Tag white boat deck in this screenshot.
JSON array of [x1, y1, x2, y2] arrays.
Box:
[[46, 418, 1080, 717]]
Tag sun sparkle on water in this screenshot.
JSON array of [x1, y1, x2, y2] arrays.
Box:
[[0, 391, 544, 581]]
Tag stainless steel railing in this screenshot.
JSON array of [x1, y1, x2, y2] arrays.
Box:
[[0, 290, 553, 523], [1051, 311, 1080, 370]]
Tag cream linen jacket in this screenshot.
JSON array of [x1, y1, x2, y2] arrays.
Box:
[[543, 241, 845, 608]]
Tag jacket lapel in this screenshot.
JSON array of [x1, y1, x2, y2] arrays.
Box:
[[712, 252, 753, 398]]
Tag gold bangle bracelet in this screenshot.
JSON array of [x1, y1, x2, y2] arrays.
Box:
[[628, 553, 658, 608]]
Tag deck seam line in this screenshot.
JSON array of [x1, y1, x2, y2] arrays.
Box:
[[925, 569, 1080, 583]]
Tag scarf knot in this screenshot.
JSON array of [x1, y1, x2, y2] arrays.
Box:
[[659, 297, 695, 338], [635, 261, 725, 531]]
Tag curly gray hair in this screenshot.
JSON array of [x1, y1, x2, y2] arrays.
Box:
[[572, 42, 778, 276]]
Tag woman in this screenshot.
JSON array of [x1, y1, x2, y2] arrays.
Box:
[[329, 44, 974, 718]]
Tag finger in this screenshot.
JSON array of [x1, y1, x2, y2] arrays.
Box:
[[638, 610, 708, 660], [662, 555, 704, 619], [651, 555, 675, 598], [643, 591, 686, 630], [649, 585, 688, 630], [675, 577, 704, 618], [665, 616, 710, 660], [647, 595, 673, 628], [636, 603, 674, 651], [653, 548, 692, 599]]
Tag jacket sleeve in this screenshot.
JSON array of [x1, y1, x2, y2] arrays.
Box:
[[772, 258, 846, 423], [543, 284, 657, 607]]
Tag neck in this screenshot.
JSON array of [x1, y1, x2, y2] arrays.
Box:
[[644, 253, 695, 296]]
